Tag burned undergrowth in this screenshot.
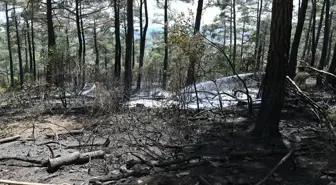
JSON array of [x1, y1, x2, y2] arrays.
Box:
[[0, 85, 335, 185]]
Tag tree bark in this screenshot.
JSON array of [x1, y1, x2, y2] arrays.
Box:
[[162, 0, 169, 89], [94, 19, 99, 80], [287, 0, 308, 79], [124, 0, 134, 101], [252, 0, 293, 138], [232, 0, 237, 70], [80, 2, 86, 88], [5, 2, 14, 88], [75, 0, 82, 88], [301, 10, 313, 60], [26, 19, 33, 74], [254, 0, 263, 72], [14, 6, 24, 88], [114, 0, 121, 79], [312, 0, 325, 66], [46, 0, 56, 84], [31, 0, 36, 81], [310, 0, 317, 66], [317, 0, 330, 85], [137, 0, 148, 90]]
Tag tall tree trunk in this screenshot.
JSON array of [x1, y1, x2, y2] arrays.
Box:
[[94, 19, 99, 80], [301, 10, 313, 60], [317, 0, 330, 85], [137, 0, 148, 90], [132, 36, 135, 69], [312, 0, 325, 66], [26, 19, 33, 74], [327, 28, 334, 66], [5, 2, 14, 88], [327, 41, 336, 85], [186, 0, 203, 86], [31, 0, 36, 81], [114, 0, 121, 79], [46, 0, 56, 84], [24, 30, 28, 73], [311, 0, 317, 66], [75, 0, 82, 89], [287, 0, 308, 79], [14, 6, 24, 88], [240, 20, 245, 64], [254, 0, 263, 72], [124, 0, 134, 101], [232, 0, 237, 70], [252, 0, 293, 138], [80, 3, 86, 87], [162, 0, 169, 89]]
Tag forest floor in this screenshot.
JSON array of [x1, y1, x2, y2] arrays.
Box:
[[0, 86, 335, 185]]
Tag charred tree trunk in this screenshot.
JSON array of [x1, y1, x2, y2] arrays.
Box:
[[46, 0, 56, 85], [252, 0, 293, 138], [232, 0, 237, 70], [31, 0, 36, 81], [287, 0, 308, 79], [317, 0, 330, 85], [114, 0, 121, 79], [124, 0, 134, 101], [5, 2, 14, 88], [311, 0, 317, 66], [162, 0, 169, 89], [75, 0, 82, 89], [327, 41, 336, 85], [186, 0, 203, 86], [137, 0, 148, 90], [14, 6, 24, 88], [94, 19, 99, 80], [254, 0, 263, 72], [26, 19, 33, 74], [80, 3, 86, 87], [301, 10, 313, 60], [312, 0, 325, 66]]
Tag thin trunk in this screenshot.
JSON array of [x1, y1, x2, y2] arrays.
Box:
[[24, 30, 28, 73], [301, 10, 313, 60], [80, 2, 86, 87], [311, 0, 316, 66], [26, 19, 33, 74], [114, 0, 121, 79], [14, 6, 24, 88], [31, 0, 36, 81], [327, 40, 336, 85], [240, 20, 245, 64], [75, 0, 82, 88], [137, 0, 148, 90], [162, 0, 169, 89], [124, 0, 134, 101], [186, 0, 203, 86], [94, 19, 99, 80], [317, 0, 330, 85], [5, 2, 14, 88], [287, 0, 308, 79], [312, 0, 325, 66], [232, 0, 237, 70], [132, 36, 135, 69], [327, 28, 334, 66], [255, 0, 263, 72], [229, 3, 232, 59]]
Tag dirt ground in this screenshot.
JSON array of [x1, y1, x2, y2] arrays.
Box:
[[0, 89, 336, 185]]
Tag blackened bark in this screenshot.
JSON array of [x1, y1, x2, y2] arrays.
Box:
[[26, 19, 33, 74], [311, 0, 316, 66], [252, 0, 293, 138], [317, 0, 330, 85], [75, 0, 82, 87], [137, 0, 148, 90], [301, 10, 313, 60], [162, 0, 169, 89], [287, 0, 308, 79], [312, 0, 325, 66], [31, 0, 36, 81], [124, 0, 134, 101], [94, 19, 99, 80], [114, 0, 121, 79], [254, 0, 263, 72], [14, 6, 24, 88], [80, 2, 86, 87], [5, 2, 14, 88]]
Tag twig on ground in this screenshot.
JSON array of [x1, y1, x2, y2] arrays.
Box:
[[254, 148, 294, 185], [0, 135, 20, 144]]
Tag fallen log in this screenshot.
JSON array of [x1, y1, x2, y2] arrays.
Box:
[[89, 169, 150, 183], [0, 179, 69, 185], [0, 135, 20, 144], [45, 129, 83, 138], [47, 150, 105, 173]]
